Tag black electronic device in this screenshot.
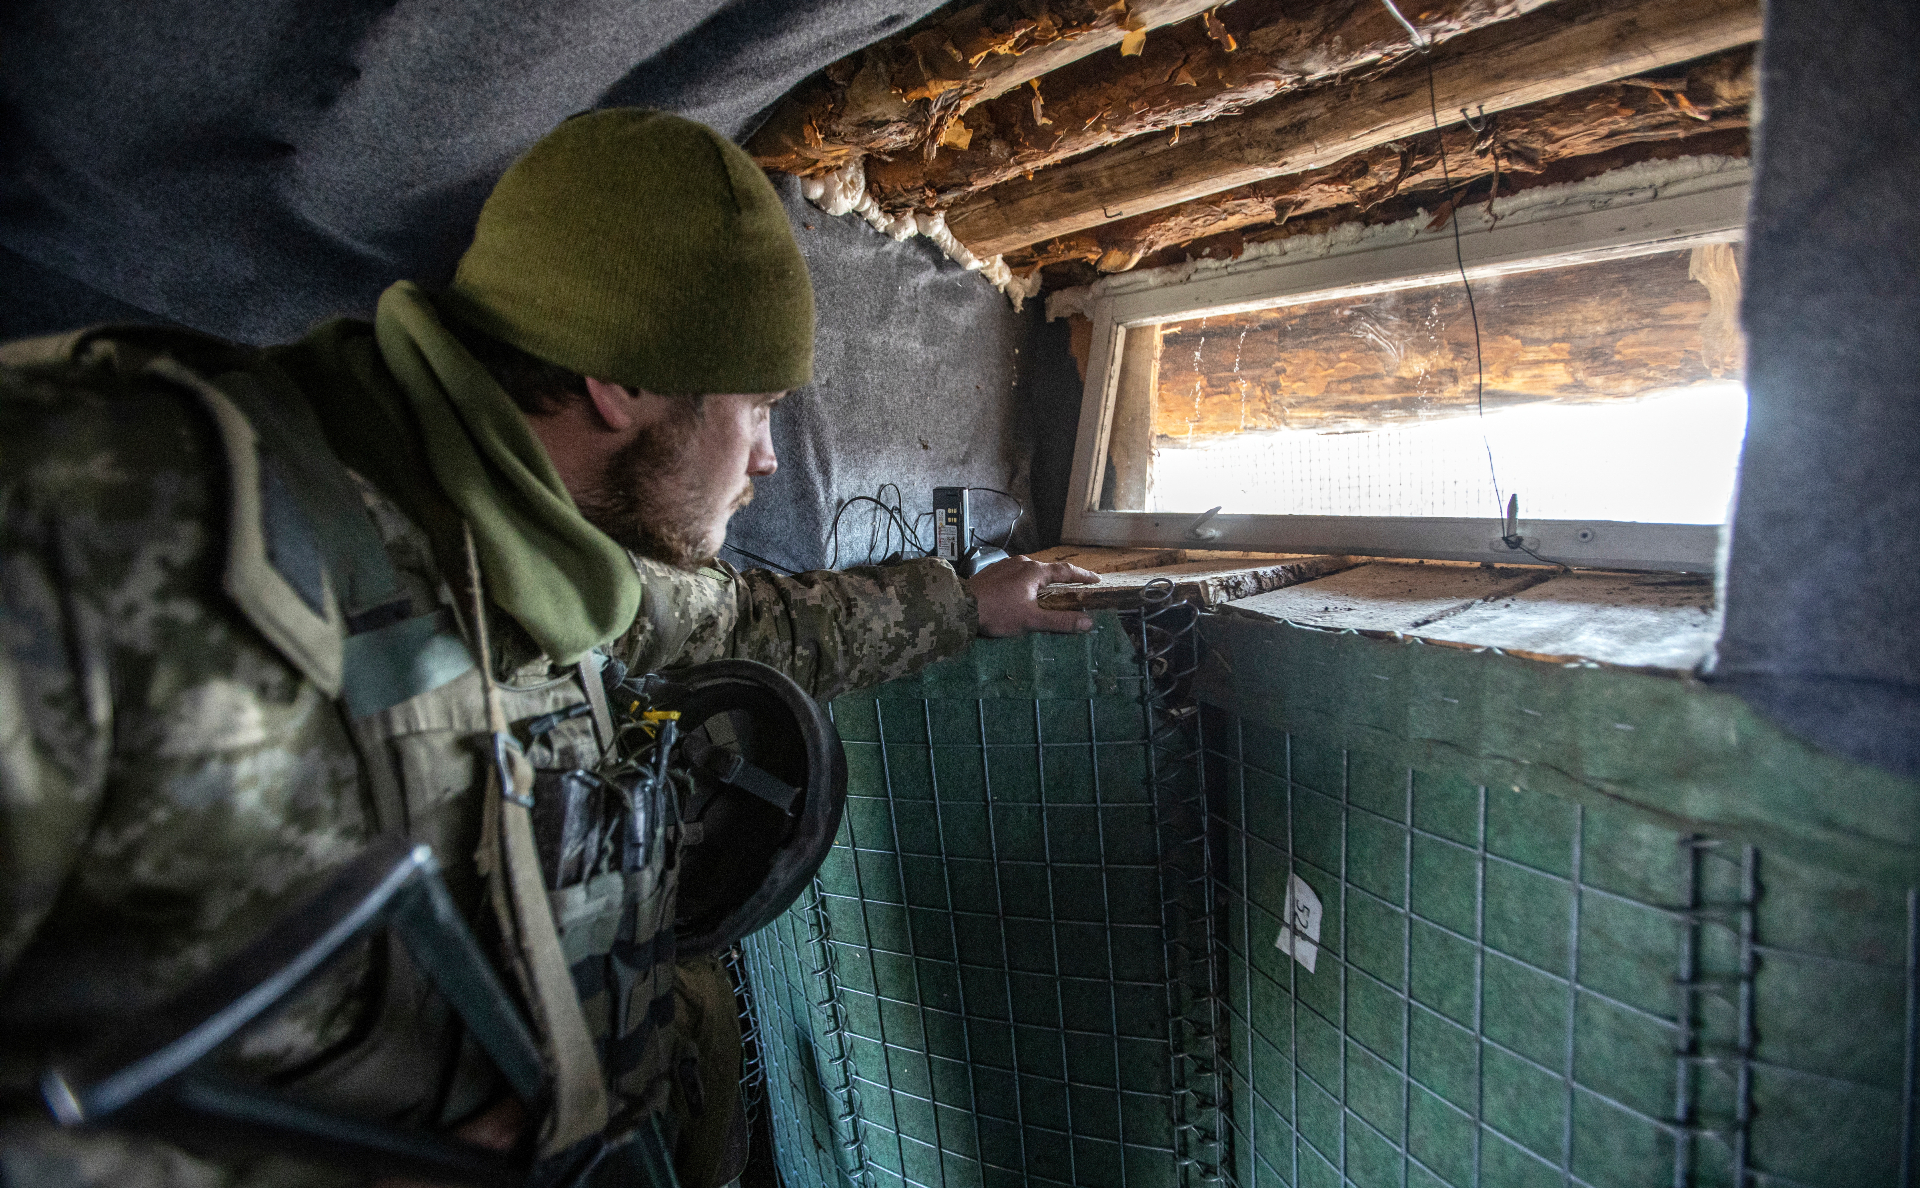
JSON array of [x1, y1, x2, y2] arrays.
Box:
[[931, 486, 968, 565]]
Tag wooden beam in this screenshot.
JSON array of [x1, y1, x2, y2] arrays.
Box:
[[1026, 544, 1325, 571], [746, 0, 1223, 175], [1038, 553, 1361, 609], [1011, 48, 1753, 271], [1103, 323, 1161, 509], [862, 0, 1554, 210], [1105, 123, 1752, 279], [1147, 245, 1740, 439], [1220, 561, 1554, 630], [946, 0, 1761, 257]]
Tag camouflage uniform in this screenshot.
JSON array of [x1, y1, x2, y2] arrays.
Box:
[[0, 329, 977, 1187]]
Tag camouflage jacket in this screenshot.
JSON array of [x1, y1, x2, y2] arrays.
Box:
[[0, 329, 977, 1187]]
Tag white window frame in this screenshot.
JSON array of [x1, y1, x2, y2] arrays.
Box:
[[1060, 167, 1752, 572]]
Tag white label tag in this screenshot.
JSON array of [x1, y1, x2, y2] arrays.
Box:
[[1275, 872, 1323, 974], [935, 522, 959, 560]]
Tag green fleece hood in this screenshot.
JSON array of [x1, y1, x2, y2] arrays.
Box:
[[288, 282, 642, 666]]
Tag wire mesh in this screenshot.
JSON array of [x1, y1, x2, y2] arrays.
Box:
[[745, 871, 878, 1188], [1136, 579, 1231, 1187], [1199, 703, 1920, 1188], [744, 623, 1185, 1188], [739, 616, 1919, 1188]]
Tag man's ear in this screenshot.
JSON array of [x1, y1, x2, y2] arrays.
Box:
[[583, 376, 638, 432]]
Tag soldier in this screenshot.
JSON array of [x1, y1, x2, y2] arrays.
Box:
[[0, 109, 1096, 1187]]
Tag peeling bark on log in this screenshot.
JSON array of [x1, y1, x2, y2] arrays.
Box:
[[944, 0, 1761, 258], [1108, 122, 1752, 279], [1011, 48, 1753, 272], [860, 0, 1556, 209], [746, 0, 1222, 175], [1148, 246, 1740, 440], [1105, 322, 1161, 510]]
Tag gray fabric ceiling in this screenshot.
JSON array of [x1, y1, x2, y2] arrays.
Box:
[[0, 0, 944, 344]]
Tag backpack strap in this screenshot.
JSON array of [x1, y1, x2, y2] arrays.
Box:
[[3, 324, 470, 712]]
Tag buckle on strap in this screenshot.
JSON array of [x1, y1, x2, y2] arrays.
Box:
[[494, 732, 535, 808]]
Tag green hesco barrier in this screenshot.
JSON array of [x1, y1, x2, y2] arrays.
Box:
[[743, 616, 1185, 1188], [743, 613, 1920, 1188]]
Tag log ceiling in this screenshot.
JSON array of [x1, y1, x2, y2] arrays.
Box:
[[749, 0, 1761, 291]]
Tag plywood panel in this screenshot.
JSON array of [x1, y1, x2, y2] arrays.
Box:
[[1223, 560, 1551, 630], [1417, 571, 1716, 668], [1039, 554, 1358, 609]]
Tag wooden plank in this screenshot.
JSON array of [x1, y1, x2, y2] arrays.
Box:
[[747, 0, 1222, 174], [1221, 561, 1552, 630], [1416, 571, 1716, 668], [1039, 554, 1359, 610], [1104, 323, 1160, 509], [947, 0, 1761, 257], [1026, 545, 1185, 572], [1013, 49, 1754, 273], [861, 0, 1554, 209], [1025, 545, 1320, 572]]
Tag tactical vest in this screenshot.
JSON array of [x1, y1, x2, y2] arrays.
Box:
[[0, 327, 740, 1184]]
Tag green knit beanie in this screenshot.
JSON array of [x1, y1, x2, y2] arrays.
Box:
[[442, 109, 814, 394]]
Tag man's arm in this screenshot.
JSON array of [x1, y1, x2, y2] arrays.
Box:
[[0, 483, 113, 982], [0, 366, 375, 1040], [616, 554, 1097, 702]]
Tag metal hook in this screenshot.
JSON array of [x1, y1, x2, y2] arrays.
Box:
[[1187, 505, 1224, 541]]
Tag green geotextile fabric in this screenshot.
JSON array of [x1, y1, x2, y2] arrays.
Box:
[[1197, 612, 1920, 888], [281, 282, 641, 666], [745, 617, 1182, 1188], [743, 614, 1919, 1188], [1201, 699, 1915, 1188]]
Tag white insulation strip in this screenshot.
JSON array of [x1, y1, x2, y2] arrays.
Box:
[[800, 159, 1042, 311]]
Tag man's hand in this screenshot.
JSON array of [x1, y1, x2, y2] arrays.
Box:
[[966, 556, 1100, 637]]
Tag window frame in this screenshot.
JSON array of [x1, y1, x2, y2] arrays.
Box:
[[1059, 168, 1753, 572]]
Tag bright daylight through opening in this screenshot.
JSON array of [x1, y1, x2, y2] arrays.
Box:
[[1109, 244, 1749, 525]]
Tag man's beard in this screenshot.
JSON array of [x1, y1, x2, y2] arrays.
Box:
[[575, 420, 753, 571]]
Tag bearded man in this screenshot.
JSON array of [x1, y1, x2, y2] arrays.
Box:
[[0, 109, 1094, 1188]]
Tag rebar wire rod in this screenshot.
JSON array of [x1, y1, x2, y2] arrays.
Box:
[[1132, 578, 1231, 1187]]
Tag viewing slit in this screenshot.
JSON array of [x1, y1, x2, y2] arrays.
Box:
[[1099, 245, 1748, 525]]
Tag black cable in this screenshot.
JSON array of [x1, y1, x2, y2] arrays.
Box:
[[827, 490, 927, 569], [1422, 58, 1574, 570], [823, 484, 1029, 568], [1422, 57, 1504, 524], [962, 486, 1026, 550], [720, 542, 796, 575]]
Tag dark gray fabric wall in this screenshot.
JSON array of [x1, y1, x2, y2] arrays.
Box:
[[0, 0, 940, 344], [722, 179, 1039, 574], [1714, 0, 1920, 775]]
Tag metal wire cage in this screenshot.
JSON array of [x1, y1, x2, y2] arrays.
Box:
[[1200, 706, 1917, 1188], [742, 610, 1919, 1188], [742, 618, 1186, 1188]]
